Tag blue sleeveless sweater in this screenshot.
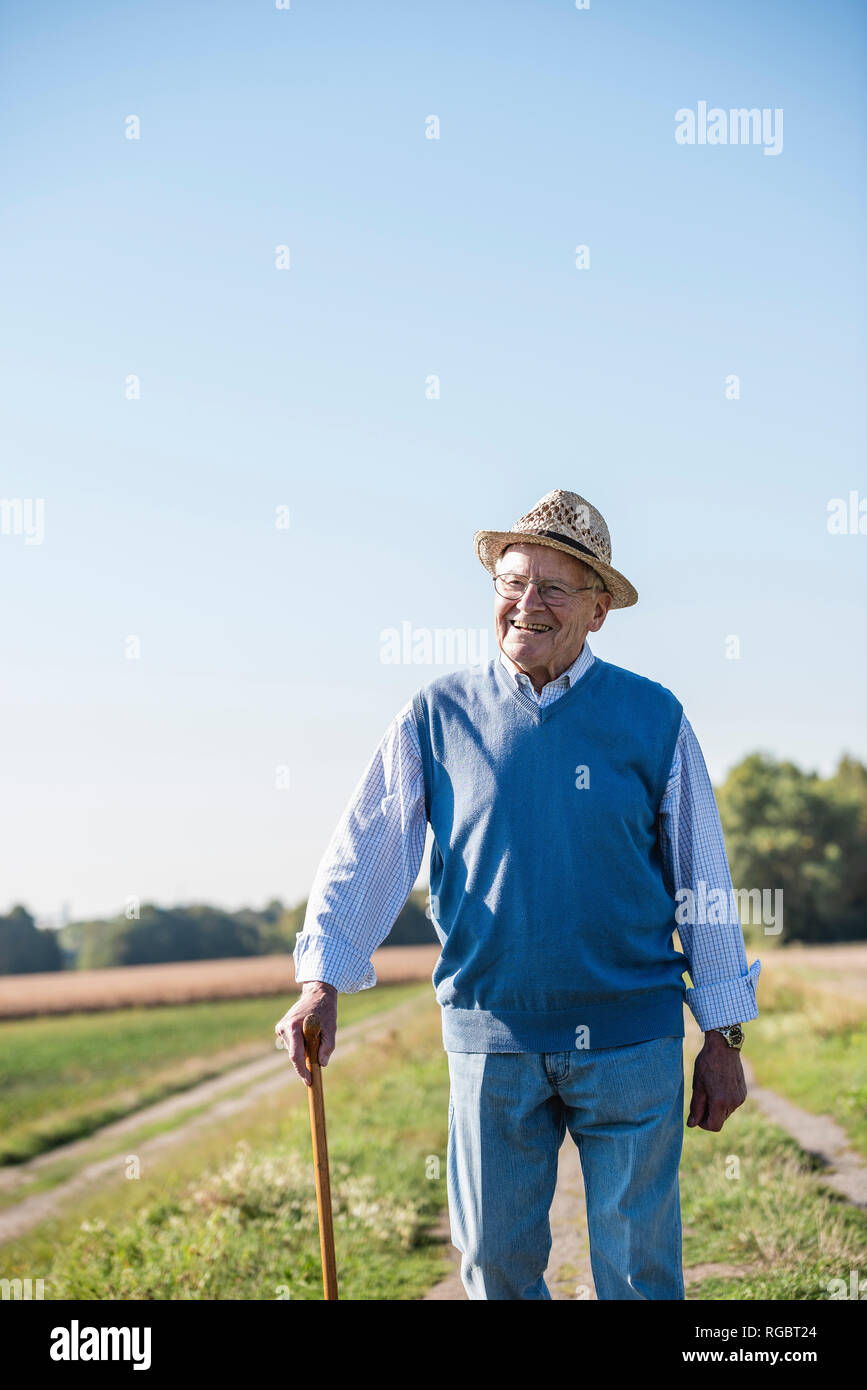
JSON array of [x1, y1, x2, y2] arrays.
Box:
[[411, 655, 686, 1052]]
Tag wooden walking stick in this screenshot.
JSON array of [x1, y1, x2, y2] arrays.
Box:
[[303, 1013, 339, 1300]]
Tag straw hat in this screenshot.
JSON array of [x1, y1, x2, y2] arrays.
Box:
[[473, 489, 638, 609]]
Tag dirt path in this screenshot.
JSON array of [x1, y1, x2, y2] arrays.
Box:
[[422, 1019, 867, 1300], [0, 1045, 292, 1194], [740, 1054, 867, 1209], [3, 985, 865, 1292], [423, 1138, 596, 1301], [0, 992, 428, 1245]]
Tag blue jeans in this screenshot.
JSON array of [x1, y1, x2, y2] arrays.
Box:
[[446, 1035, 685, 1300]]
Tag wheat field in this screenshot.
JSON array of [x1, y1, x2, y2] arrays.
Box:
[[0, 945, 440, 1019]]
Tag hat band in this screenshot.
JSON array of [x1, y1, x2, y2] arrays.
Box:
[[533, 529, 604, 564]]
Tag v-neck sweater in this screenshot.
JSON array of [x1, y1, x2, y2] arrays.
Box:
[[411, 654, 685, 1051]]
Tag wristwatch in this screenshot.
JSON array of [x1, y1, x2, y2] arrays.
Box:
[[712, 1023, 744, 1049]]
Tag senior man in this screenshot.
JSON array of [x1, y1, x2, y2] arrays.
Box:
[[276, 489, 761, 1301]]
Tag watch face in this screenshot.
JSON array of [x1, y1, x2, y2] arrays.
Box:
[[729, 1025, 744, 1046]]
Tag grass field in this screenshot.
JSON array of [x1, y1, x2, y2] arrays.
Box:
[[742, 955, 867, 1158], [2, 980, 866, 1300], [679, 1025, 867, 1299], [0, 991, 453, 1300], [1, 946, 865, 1299], [0, 981, 428, 1165]]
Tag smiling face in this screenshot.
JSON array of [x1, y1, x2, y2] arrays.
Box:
[[494, 542, 613, 690]]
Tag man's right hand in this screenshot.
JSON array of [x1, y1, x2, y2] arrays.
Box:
[[275, 981, 338, 1087]]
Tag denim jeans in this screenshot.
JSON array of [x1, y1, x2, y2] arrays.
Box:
[[445, 1035, 685, 1300]]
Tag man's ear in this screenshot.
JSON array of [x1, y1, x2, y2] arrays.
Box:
[[588, 593, 613, 632]]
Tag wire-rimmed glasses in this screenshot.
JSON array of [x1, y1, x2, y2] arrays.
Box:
[[493, 572, 601, 607]]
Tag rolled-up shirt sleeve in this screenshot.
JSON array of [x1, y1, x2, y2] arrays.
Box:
[[292, 701, 428, 992], [659, 715, 761, 1031]]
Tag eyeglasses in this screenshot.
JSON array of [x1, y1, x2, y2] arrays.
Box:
[[493, 572, 601, 607]]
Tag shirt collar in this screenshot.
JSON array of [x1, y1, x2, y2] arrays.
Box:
[[498, 639, 595, 692]]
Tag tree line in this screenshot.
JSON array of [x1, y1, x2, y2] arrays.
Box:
[[0, 892, 436, 975], [1, 752, 865, 973]]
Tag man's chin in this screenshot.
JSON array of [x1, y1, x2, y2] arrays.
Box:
[[503, 632, 552, 662]]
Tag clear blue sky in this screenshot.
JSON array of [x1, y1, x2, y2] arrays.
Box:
[[1, 0, 865, 922]]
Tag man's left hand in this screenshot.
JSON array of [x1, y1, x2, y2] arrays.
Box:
[[686, 1030, 748, 1132]]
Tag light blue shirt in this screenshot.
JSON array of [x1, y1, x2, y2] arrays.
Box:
[[293, 641, 761, 1032]]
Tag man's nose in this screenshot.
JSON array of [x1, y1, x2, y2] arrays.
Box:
[[514, 581, 545, 611]]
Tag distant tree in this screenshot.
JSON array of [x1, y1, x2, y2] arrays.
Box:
[[282, 889, 438, 949], [0, 906, 63, 974], [260, 891, 437, 953], [822, 754, 867, 935], [49, 879, 439, 973], [382, 891, 439, 945], [75, 903, 264, 969], [248, 899, 307, 954], [717, 752, 867, 944]]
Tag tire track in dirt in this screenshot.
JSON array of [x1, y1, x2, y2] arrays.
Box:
[[0, 992, 429, 1245], [740, 1055, 867, 1210]]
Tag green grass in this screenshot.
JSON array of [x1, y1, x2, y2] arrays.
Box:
[[0, 992, 453, 1300], [0, 982, 428, 1166], [2, 976, 865, 1302], [747, 1019, 867, 1158], [680, 1018, 867, 1300], [741, 968, 867, 1158], [681, 1100, 867, 1299]]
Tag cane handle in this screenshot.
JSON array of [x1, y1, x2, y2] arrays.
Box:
[[303, 1013, 322, 1064]]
